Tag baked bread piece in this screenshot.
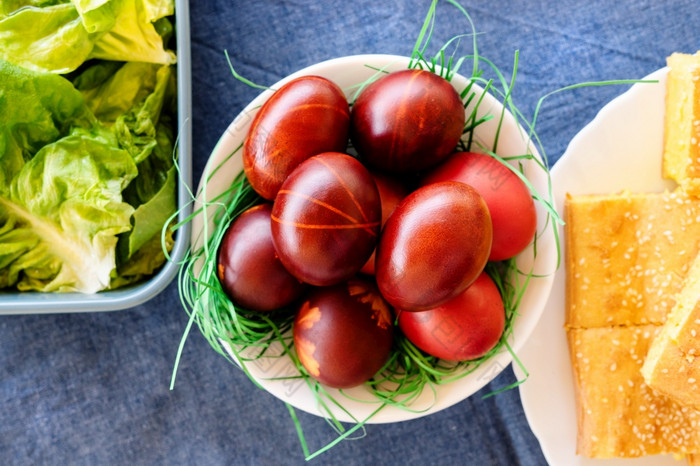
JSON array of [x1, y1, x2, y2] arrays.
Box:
[[642, 251, 700, 410], [568, 325, 700, 458], [565, 190, 700, 329], [663, 52, 700, 196]]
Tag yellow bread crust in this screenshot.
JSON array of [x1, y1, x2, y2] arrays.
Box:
[[663, 51, 700, 196], [642, 252, 700, 410], [565, 190, 700, 329], [568, 325, 700, 458]]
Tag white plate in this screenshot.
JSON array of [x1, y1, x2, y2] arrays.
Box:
[[193, 54, 558, 424], [515, 67, 687, 465]]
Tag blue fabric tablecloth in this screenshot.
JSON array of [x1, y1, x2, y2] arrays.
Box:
[[2, 1, 699, 464]]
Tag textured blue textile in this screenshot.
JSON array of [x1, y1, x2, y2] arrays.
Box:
[[1, 1, 699, 465]]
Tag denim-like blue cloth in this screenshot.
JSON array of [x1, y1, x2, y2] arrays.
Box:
[[1, 1, 699, 465]]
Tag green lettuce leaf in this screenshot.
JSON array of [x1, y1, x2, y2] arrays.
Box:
[[0, 59, 95, 196], [74, 62, 176, 143], [78, 61, 162, 124], [0, 213, 39, 289], [70, 60, 123, 92], [114, 63, 173, 163], [113, 64, 177, 271], [0, 4, 95, 73], [89, 0, 175, 66], [71, 0, 117, 33], [117, 164, 176, 263], [0, 0, 175, 74], [111, 218, 174, 289], [0, 128, 137, 293], [0, 1, 68, 19], [73, 59, 178, 279]]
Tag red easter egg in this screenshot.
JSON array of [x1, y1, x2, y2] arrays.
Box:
[[398, 271, 505, 361], [375, 181, 492, 311], [350, 69, 465, 173], [293, 278, 394, 388], [243, 76, 350, 200], [420, 152, 537, 261], [271, 152, 381, 286], [217, 204, 306, 311]]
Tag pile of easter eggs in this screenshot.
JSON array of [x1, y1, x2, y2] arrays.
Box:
[[216, 69, 537, 389]]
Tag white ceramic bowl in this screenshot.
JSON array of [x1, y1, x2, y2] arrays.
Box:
[[192, 54, 558, 424]]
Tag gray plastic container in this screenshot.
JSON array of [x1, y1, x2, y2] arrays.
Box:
[[0, 0, 193, 314]]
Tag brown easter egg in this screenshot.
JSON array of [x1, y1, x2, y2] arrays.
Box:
[[243, 76, 350, 200], [350, 69, 465, 173], [271, 152, 381, 286], [217, 204, 306, 311], [293, 278, 394, 388], [375, 181, 492, 311]]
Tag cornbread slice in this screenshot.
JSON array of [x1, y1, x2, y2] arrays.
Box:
[[565, 190, 700, 329], [663, 52, 700, 196], [642, 252, 700, 410], [568, 325, 700, 458]]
